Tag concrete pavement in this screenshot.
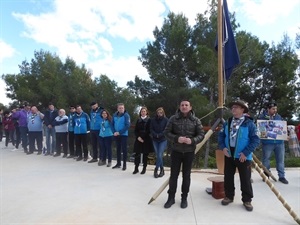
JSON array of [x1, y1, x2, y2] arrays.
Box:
[[1, 141, 300, 225]]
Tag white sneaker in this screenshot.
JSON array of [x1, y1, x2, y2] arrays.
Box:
[[11, 148, 19, 151]]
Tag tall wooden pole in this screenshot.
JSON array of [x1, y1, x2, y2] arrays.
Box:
[[217, 0, 223, 109]]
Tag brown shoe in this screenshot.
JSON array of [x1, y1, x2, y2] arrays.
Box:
[[221, 197, 233, 205], [243, 202, 253, 211]]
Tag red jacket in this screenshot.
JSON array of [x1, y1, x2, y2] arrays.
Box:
[[296, 124, 300, 141], [2, 115, 15, 131]]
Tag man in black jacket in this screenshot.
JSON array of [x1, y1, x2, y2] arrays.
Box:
[[163, 100, 205, 209]]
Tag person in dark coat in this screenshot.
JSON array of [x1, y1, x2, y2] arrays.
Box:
[[132, 107, 153, 175], [43, 102, 58, 155], [150, 107, 169, 178], [163, 100, 205, 209], [2, 111, 15, 148]]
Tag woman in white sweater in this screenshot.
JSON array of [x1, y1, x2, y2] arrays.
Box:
[[53, 109, 69, 157]]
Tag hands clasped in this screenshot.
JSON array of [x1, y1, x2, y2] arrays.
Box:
[[178, 136, 192, 145]]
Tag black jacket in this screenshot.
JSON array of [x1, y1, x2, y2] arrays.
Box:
[[133, 117, 153, 154], [150, 115, 168, 142], [164, 109, 205, 153], [44, 109, 58, 126]]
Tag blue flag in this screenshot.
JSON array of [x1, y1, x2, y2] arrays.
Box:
[[215, 0, 240, 81]]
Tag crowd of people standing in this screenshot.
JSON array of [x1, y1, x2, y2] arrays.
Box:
[[0, 101, 171, 178], [1, 99, 299, 212]]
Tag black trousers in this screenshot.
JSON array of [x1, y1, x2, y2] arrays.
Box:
[[75, 134, 88, 158], [15, 127, 21, 148], [0, 125, 3, 141], [5, 129, 15, 146], [56, 132, 68, 155], [134, 152, 148, 167], [68, 131, 75, 156], [168, 151, 194, 199], [28, 131, 43, 153], [114, 136, 128, 166], [90, 130, 100, 160], [224, 156, 253, 202]]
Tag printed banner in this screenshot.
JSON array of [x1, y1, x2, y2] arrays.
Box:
[[257, 120, 288, 140]]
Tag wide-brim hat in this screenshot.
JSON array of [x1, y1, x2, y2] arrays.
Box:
[[228, 100, 249, 113]]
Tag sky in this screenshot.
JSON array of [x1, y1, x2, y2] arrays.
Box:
[[0, 0, 299, 106]]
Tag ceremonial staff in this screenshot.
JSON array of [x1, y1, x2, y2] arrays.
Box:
[[252, 159, 300, 224], [252, 153, 277, 181]]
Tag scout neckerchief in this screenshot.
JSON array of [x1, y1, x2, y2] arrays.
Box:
[[230, 116, 245, 147]]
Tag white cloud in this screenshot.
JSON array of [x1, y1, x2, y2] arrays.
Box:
[[0, 40, 16, 63], [10, 0, 168, 87], [0, 79, 10, 106], [287, 23, 300, 40], [0, 40, 16, 105], [7, 0, 299, 96], [164, 0, 208, 26], [239, 0, 300, 26], [87, 56, 149, 87]]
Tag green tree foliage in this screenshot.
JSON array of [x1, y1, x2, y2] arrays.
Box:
[[2, 50, 95, 110], [129, 3, 300, 122], [93, 75, 137, 119], [136, 12, 201, 117], [2, 50, 138, 115], [2, 3, 299, 122]]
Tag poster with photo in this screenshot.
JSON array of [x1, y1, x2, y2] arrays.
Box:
[[256, 120, 288, 140]]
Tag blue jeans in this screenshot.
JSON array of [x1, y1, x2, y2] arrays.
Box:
[[45, 126, 56, 154], [114, 135, 128, 166], [99, 136, 112, 162], [153, 140, 167, 169], [262, 143, 285, 178]]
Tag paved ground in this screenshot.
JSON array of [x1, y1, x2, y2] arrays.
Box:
[[1, 141, 300, 225]]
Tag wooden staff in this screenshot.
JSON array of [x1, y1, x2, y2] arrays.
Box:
[[148, 128, 215, 204], [252, 153, 277, 181], [252, 159, 300, 224]]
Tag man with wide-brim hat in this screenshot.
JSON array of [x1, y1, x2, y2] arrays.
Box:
[[228, 99, 249, 113], [218, 98, 260, 212]]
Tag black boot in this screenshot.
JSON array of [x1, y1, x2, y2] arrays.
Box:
[[181, 194, 188, 208], [141, 166, 146, 174], [164, 196, 175, 209], [133, 166, 139, 174], [122, 164, 127, 171], [158, 167, 165, 177], [154, 168, 158, 178], [181, 198, 188, 208]]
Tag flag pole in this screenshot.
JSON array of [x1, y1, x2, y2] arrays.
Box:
[[217, 0, 224, 110]]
